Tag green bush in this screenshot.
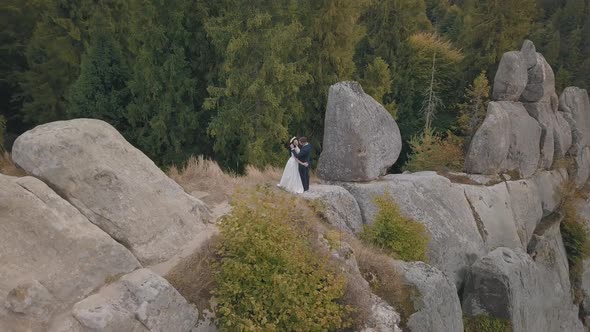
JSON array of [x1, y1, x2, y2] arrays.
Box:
[[361, 193, 429, 262], [403, 127, 464, 173], [559, 183, 590, 303], [214, 188, 350, 331], [464, 315, 512, 332]]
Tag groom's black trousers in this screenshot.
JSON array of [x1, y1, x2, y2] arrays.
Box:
[[299, 165, 310, 191]]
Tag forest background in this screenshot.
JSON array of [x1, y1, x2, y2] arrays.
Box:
[[1, 0, 588, 172]]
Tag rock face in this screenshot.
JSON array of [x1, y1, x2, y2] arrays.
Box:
[[463, 243, 584, 332], [492, 51, 528, 101], [465, 101, 541, 177], [462, 183, 523, 250], [520, 53, 555, 103], [317, 81, 402, 182], [0, 174, 140, 329], [67, 269, 197, 331], [559, 87, 590, 154], [394, 261, 463, 332], [302, 184, 363, 233], [520, 39, 537, 69], [12, 119, 209, 265], [342, 172, 485, 286]]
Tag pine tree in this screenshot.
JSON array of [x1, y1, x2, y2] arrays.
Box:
[[360, 57, 396, 118], [124, 0, 201, 165], [457, 71, 490, 139], [205, 1, 311, 171], [67, 12, 129, 129]]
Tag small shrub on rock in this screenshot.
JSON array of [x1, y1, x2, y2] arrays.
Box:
[[361, 193, 429, 262], [403, 127, 464, 173], [214, 188, 350, 331], [464, 315, 512, 332]]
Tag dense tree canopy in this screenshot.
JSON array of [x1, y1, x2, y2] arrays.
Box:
[[1, 0, 588, 171]]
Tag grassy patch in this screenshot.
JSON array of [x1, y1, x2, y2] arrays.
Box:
[[214, 188, 351, 331], [0, 151, 26, 177], [558, 181, 590, 304], [361, 193, 429, 262], [464, 315, 512, 332], [353, 243, 418, 328]]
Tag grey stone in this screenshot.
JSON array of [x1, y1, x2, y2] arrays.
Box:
[[466, 101, 541, 178], [523, 101, 555, 169], [559, 87, 590, 155], [302, 184, 363, 233], [532, 169, 568, 216], [554, 111, 573, 160], [71, 269, 197, 332], [505, 179, 543, 247], [520, 40, 537, 69], [317, 81, 402, 182], [520, 53, 555, 103], [341, 172, 485, 287], [462, 182, 523, 250], [0, 175, 140, 328], [394, 261, 463, 332], [463, 243, 583, 332], [573, 146, 590, 188], [492, 51, 528, 101], [5, 280, 54, 320], [12, 119, 209, 265]]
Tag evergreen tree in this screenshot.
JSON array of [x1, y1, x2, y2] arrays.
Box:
[[360, 57, 396, 117], [457, 71, 490, 140], [295, 0, 369, 151], [205, 1, 311, 171], [17, 0, 98, 124], [124, 0, 201, 165], [67, 13, 129, 129]]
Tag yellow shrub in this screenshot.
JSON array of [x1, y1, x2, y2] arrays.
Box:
[[361, 193, 429, 262], [403, 128, 464, 173], [214, 188, 350, 331]]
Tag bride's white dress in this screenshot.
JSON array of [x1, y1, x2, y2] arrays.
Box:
[[278, 153, 304, 194]]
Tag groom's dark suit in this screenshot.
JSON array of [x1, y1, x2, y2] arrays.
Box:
[[293, 143, 312, 191]]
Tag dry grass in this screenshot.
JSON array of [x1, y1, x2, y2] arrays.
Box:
[[168, 156, 282, 205], [350, 239, 418, 329], [168, 155, 318, 205], [0, 151, 26, 177], [165, 235, 220, 313]]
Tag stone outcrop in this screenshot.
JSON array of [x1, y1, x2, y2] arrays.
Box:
[[317, 81, 402, 182], [559, 87, 590, 154], [465, 101, 541, 178], [342, 172, 485, 287], [302, 184, 364, 233], [462, 182, 523, 250], [60, 269, 198, 331], [520, 53, 555, 103], [394, 261, 463, 332], [0, 174, 140, 330], [463, 243, 584, 332], [492, 51, 528, 101], [12, 119, 209, 265]]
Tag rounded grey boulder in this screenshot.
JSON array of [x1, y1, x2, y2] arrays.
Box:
[[492, 51, 528, 101], [317, 81, 402, 182]]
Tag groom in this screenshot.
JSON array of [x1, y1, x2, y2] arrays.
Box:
[[292, 136, 312, 191]]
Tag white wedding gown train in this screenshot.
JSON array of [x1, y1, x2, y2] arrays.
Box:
[[278, 155, 304, 194]]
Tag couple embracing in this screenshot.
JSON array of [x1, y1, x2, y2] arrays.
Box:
[[277, 136, 312, 194]]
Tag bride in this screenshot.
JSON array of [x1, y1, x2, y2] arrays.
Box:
[[277, 137, 306, 194]]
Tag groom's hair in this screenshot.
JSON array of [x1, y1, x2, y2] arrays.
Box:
[[299, 137, 308, 144]]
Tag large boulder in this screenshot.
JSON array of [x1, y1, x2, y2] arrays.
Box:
[[532, 168, 568, 216], [65, 269, 198, 331], [302, 184, 363, 233], [341, 172, 485, 287], [520, 53, 555, 103], [520, 40, 537, 69], [492, 51, 528, 101], [462, 182, 522, 250], [317, 81, 402, 182], [0, 174, 140, 330], [573, 146, 590, 187], [394, 261, 463, 332], [505, 179, 544, 247], [559, 87, 590, 154], [465, 101, 541, 178], [12, 119, 209, 265], [463, 243, 583, 332]]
